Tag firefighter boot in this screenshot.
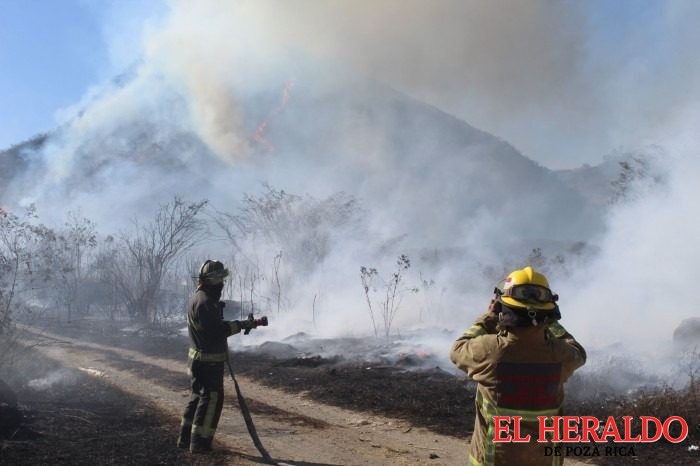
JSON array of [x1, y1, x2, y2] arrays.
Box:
[[176, 424, 191, 449], [189, 434, 213, 454]]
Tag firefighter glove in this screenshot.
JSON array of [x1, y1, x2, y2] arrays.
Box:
[[238, 319, 257, 331]]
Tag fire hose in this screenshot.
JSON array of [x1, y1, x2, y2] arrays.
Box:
[[225, 358, 277, 465], [226, 314, 277, 465]]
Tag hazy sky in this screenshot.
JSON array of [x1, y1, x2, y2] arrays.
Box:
[[1, 1, 698, 350], [1, 1, 697, 169], [0, 0, 102, 148], [0, 0, 166, 149]]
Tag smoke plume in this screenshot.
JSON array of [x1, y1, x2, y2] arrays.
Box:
[[2, 0, 699, 367], [128, 0, 700, 168]]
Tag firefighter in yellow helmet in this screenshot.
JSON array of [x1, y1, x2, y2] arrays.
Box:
[[177, 260, 261, 454], [451, 266, 586, 466]]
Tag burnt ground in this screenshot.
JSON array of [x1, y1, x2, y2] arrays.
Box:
[[29, 320, 478, 438], [0, 344, 248, 465], [565, 388, 700, 465], [2, 319, 699, 465]]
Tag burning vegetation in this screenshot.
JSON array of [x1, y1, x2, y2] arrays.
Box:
[[0, 155, 697, 463]]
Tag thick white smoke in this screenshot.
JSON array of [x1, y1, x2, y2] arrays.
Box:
[[122, 0, 700, 168], [562, 107, 700, 347], [3, 1, 699, 364]]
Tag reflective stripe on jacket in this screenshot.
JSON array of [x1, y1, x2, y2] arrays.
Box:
[[188, 347, 228, 363]]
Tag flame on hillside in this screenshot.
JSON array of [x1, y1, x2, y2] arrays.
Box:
[[251, 78, 296, 152]]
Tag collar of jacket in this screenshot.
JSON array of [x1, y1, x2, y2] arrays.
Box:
[[500, 326, 547, 342], [196, 286, 221, 302]]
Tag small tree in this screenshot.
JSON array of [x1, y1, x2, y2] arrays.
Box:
[[52, 211, 97, 321], [360, 266, 379, 337], [0, 206, 54, 369], [214, 185, 359, 317], [679, 347, 700, 410], [109, 197, 207, 324], [272, 250, 283, 314], [214, 184, 358, 274], [360, 254, 418, 338], [93, 235, 121, 320], [610, 151, 666, 204]]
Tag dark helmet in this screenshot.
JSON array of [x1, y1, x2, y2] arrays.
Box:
[[198, 260, 229, 285]]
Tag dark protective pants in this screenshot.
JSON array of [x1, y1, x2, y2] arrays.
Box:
[[178, 359, 225, 450]]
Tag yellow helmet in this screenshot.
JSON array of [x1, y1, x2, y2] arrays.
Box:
[[495, 266, 558, 311]]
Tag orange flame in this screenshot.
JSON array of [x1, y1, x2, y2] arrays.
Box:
[[251, 78, 295, 152], [414, 349, 430, 359]]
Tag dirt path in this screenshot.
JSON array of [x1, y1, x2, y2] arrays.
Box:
[[18, 325, 594, 466], [20, 326, 471, 465]]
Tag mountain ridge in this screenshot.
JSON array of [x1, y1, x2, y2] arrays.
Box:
[[0, 78, 614, 248]]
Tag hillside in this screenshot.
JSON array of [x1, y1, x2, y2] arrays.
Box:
[[0, 78, 607, 250], [0, 134, 45, 198]]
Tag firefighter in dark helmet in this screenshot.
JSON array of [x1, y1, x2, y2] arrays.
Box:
[[177, 260, 261, 454], [451, 266, 586, 466]]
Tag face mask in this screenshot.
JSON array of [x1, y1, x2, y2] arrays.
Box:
[[203, 283, 224, 300]]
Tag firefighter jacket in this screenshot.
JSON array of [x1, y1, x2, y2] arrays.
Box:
[[187, 288, 242, 363], [451, 312, 586, 466]]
